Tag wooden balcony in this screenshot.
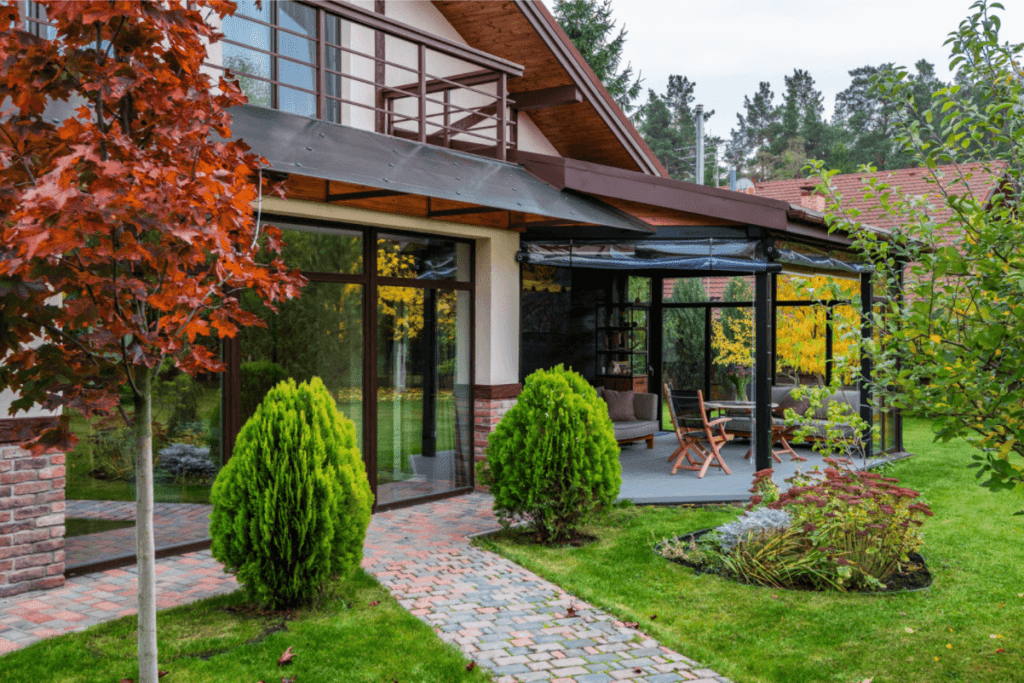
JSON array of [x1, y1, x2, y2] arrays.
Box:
[[213, 0, 525, 162]]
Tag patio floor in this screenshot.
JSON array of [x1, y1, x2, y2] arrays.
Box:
[[617, 432, 825, 505]]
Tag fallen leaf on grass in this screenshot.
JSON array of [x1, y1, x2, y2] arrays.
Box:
[[278, 646, 296, 667], [369, 601, 380, 607], [159, 672, 169, 678], [466, 662, 476, 671], [281, 677, 297, 683], [624, 621, 639, 628], [121, 679, 134, 683], [649, 614, 658, 621]]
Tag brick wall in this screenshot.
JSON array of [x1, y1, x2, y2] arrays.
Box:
[[0, 445, 65, 597], [473, 397, 518, 462]]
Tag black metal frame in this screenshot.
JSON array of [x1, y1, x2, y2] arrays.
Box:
[[223, 214, 476, 512]]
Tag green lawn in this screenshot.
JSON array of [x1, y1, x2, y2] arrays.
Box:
[[477, 418, 1024, 683], [0, 571, 491, 683]]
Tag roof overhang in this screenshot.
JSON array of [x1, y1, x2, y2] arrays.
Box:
[[226, 105, 654, 238], [516, 151, 874, 250]]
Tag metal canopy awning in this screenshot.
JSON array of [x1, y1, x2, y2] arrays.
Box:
[[517, 239, 777, 272], [227, 105, 654, 236], [517, 240, 873, 274]]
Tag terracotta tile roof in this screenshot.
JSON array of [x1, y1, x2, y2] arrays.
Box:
[[753, 162, 1007, 234]]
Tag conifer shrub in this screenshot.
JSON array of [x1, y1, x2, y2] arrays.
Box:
[[481, 365, 621, 542], [210, 377, 373, 608]]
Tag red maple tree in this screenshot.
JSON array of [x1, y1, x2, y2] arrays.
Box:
[[0, 2, 303, 680]]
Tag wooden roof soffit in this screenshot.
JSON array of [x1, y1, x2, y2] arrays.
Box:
[[514, 0, 664, 177], [279, 175, 619, 233]]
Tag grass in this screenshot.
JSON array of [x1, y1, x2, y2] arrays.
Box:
[[0, 570, 491, 683], [477, 418, 1024, 683]]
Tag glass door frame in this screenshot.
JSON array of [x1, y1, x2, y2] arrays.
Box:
[[222, 216, 476, 512]]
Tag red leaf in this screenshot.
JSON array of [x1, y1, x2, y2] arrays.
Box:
[[466, 662, 476, 671], [369, 600, 380, 607], [159, 672, 169, 678], [566, 605, 577, 618], [278, 646, 296, 667], [624, 621, 639, 628], [996, 648, 1005, 653], [650, 614, 658, 620], [121, 679, 135, 683]]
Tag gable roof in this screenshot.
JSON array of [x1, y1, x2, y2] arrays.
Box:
[[754, 162, 1008, 233], [431, 0, 666, 177]]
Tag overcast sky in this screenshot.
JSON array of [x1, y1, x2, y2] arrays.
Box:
[[541, 0, 1023, 151]]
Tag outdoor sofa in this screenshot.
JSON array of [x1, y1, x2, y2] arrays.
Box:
[[596, 387, 659, 448]]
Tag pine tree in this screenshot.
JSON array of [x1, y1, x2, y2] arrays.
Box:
[[728, 81, 779, 180], [553, 0, 643, 112]]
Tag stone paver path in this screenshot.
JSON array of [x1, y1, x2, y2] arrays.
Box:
[[0, 551, 236, 655], [2, 493, 732, 682]]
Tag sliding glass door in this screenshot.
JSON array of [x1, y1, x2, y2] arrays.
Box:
[[232, 220, 474, 510]]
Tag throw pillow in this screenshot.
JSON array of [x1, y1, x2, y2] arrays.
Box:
[[603, 389, 636, 421]]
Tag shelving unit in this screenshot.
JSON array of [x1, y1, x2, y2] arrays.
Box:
[[595, 302, 649, 392]]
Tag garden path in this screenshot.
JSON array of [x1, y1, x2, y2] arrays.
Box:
[[0, 494, 733, 683]]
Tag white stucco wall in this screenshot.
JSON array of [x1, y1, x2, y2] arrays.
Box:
[[258, 196, 520, 387]]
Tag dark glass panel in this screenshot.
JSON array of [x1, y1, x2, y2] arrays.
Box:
[[377, 234, 469, 282]]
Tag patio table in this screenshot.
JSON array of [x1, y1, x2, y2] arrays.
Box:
[[702, 401, 799, 463]]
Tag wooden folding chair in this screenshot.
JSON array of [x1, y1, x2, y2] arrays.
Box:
[[693, 390, 734, 477], [663, 383, 707, 475]]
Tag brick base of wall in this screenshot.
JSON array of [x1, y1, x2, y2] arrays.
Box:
[[0, 445, 66, 598], [473, 393, 519, 492]]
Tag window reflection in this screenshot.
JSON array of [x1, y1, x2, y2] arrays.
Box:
[[377, 234, 470, 282]]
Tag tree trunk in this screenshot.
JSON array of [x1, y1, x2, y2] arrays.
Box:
[[133, 366, 159, 683]]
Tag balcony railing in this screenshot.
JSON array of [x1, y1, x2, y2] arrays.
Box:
[[212, 0, 524, 161]]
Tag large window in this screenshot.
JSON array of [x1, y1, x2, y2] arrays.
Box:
[[232, 219, 474, 510]]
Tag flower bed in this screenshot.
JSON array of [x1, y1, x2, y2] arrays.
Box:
[[656, 458, 934, 592]]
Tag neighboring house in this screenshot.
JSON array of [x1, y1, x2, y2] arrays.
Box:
[[753, 163, 1008, 238], [1, 1, 891, 596]]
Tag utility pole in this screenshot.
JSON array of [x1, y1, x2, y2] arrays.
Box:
[[694, 104, 705, 185]]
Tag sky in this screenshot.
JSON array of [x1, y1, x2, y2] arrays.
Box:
[[541, 0, 1023, 159]]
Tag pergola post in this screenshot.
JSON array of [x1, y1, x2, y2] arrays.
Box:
[[754, 270, 773, 471], [859, 272, 874, 458]]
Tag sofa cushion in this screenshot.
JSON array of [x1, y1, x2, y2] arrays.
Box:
[[603, 389, 636, 421], [614, 420, 659, 441], [632, 392, 659, 422]]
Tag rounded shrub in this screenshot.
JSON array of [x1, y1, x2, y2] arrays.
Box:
[[210, 377, 373, 608], [482, 365, 621, 542]]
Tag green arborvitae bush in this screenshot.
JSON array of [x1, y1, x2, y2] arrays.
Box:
[[482, 365, 621, 542], [210, 377, 373, 608]]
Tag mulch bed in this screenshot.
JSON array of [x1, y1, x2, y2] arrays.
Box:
[[657, 529, 933, 594]]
